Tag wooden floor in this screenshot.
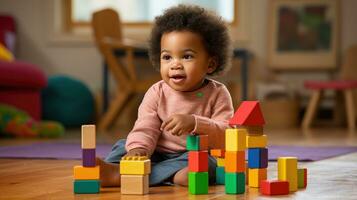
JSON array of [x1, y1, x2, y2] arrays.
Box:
[[1, 127, 357, 199]]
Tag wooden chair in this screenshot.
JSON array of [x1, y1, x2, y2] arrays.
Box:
[[302, 45, 357, 131], [92, 9, 160, 130]]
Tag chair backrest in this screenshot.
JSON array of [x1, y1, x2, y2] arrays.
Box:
[[340, 45, 357, 80]]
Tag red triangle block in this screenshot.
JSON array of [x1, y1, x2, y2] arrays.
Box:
[[229, 101, 265, 126]]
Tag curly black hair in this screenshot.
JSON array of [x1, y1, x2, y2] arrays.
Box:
[[148, 4, 232, 76]]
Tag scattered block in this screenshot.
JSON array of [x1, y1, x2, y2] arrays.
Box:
[[239, 126, 264, 135], [248, 148, 268, 168], [188, 172, 208, 194], [225, 128, 246, 151], [260, 180, 289, 195], [248, 168, 267, 188], [121, 175, 149, 195], [82, 148, 96, 167], [297, 168, 307, 188], [225, 151, 245, 173], [188, 151, 208, 172], [120, 156, 151, 175], [81, 125, 96, 149], [229, 101, 265, 126], [186, 135, 208, 151], [246, 135, 267, 148], [225, 172, 245, 194], [278, 157, 297, 192], [210, 149, 225, 157], [73, 166, 100, 180], [216, 157, 225, 167], [73, 180, 100, 194], [216, 166, 225, 185]]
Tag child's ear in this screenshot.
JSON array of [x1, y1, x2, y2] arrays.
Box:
[[207, 58, 217, 74]]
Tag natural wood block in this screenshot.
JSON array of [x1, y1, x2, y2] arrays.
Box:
[[82, 148, 96, 167], [188, 151, 208, 172], [297, 168, 307, 188], [248, 148, 268, 168], [186, 135, 208, 151], [225, 128, 246, 151], [245, 162, 249, 185], [216, 157, 225, 167], [73, 180, 100, 194], [210, 149, 225, 157], [120, 157, 151, 175], [216, 166, 225, 185], [225, 151, 245, 173], [188, 172, 208, 194], [73, 166, 99, 180], [225, 172, 245, 194], [239, 126, 264, 135], [81, 125, 96, 149], [248, 168, 267, 188], [246, 135, 267, 148], [121, 175, 149, 195], [260, 180, 289, 195], [278, 157, 298, 192]]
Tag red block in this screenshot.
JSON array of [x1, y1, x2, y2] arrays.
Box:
[[260, 180, 289, 195], [229, 101, 265, 126], [188, 151, 208, 172]]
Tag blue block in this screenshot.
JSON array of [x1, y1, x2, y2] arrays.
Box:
[[216, 166, 225, 185], [74, 180, 100, 194], [248, 148, 268, 168]]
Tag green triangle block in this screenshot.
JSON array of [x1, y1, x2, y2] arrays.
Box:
[[216, 166, 225, 185], [225, 172, 245, 194], [74, 180, 100, 194], [188, 172, 208, 194]]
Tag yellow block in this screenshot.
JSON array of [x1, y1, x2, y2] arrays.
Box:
[[225, 128, 246, 151], [73, 166, 99, 180], [248, 168, 267, 188], [246, 135, 267, 148], [216, 157, 225, 167], [120, 157, 151, 175], [278, 157, 298, 192]]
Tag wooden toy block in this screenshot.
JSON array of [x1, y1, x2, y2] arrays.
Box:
[[225, 128, 246, 151], [186, 135, 208, 151], [216, 166, 225, 185], [229, 101, 265, 126], [73, 180, 100, 194], [216, 157, 225, 167], [245, 162, 249, 185], [297, 168, 307, 188], [81, 125, 96, 149], [120, 174, 149, 195], [248, 148, 268, 168], [73, 166, 100, 180], [188, 151, 208, 172], [225, 151, 245, 173], [278, 157, 298, 192], [239, 126, 264, 135], [260, 180, 289, 195], [188, 172, 208, 194], [246, 135, 267, 148], [120, 156, 151, 175], [82, 148, 96, 167], [248, 168, 267, 188], [210, 149, 225, 157], [225, 172, 245, 194]]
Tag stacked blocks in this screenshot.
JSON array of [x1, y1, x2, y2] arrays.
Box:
[[297, 168, 307, 188], [187, 135, 208, 194], [120, 156, 151, 195], [73, 125, 100, 194], [278, 157, 298, 192], [224, 128, 246, 194], [210, 149, 225, 185]]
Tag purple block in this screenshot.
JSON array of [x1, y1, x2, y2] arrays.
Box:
[[82, 149, 96, 167], [260, 148, 268, 168]]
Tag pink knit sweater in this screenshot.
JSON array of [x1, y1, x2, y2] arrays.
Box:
[[125, 79, 234, 155]]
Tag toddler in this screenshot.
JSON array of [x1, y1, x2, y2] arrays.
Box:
[[98, 4, 234, 187]]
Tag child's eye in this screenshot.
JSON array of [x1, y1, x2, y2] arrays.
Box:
[[183, 54, 193, 59], [161, 55, 172, 60]]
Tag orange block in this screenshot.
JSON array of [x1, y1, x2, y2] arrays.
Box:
[[210, 149, 225, 157], [225, 151, 245, 173]]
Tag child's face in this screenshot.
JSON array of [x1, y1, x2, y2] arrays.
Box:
[[160, 31, 216, 92]]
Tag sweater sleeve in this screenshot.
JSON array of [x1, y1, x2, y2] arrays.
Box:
[[125, 84, 162, 156], [191, 85, 234, 149]]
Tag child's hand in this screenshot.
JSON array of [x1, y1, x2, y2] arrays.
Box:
[[123, 148, 149, 158], [161, 114, 195, 136]]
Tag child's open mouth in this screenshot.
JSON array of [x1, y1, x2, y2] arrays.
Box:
[[170, 74, 186, 84]]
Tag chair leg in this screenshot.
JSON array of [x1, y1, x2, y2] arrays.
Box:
[[98, 91, 131, 131], [302, 90, 322, 129], [344, 89, 356, 131]]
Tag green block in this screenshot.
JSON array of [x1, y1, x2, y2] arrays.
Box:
[[188, 172, 208, 194], [225, 172, 245, 194], [74, 180, 100, 194], [298, 168, 307, 188], [186, 135, 199, 150], [216, 166, 225, 185]]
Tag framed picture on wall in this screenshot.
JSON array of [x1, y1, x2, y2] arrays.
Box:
[[267, 0, 339, 70]]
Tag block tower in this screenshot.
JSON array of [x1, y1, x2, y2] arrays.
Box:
[[210, 149, 225, 185], [120, 156, 151, 195], [187, 134, 209, 195], [229, 101, 267, 188], [73, 125, 100, 194]]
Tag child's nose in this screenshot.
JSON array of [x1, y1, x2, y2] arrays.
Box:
[[170, 61, 183, 70]]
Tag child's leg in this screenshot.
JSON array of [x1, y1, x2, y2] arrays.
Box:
[[173, 166, 189, 186]]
